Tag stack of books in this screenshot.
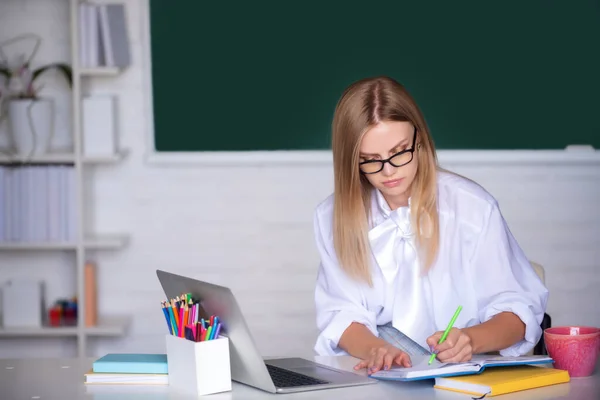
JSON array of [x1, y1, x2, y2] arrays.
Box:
[[84, 354, 168, 385]]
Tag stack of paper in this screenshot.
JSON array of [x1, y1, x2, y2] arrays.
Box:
[[84, 354, 168, 385]]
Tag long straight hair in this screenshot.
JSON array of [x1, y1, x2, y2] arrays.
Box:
[[331, 76, 439, 286]]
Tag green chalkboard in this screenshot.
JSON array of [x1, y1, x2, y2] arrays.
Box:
[[149, 0, 600, 151]]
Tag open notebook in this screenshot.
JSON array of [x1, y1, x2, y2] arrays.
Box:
[[371, 354, 554, 381]]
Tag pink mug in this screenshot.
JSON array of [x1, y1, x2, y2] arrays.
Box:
[[544, 326, 600, 377]]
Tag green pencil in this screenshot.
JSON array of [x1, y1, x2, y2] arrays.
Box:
[[428, 305, 463, 365]]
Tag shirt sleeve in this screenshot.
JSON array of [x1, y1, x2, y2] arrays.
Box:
[[469, 201, 549, 356], [313, 208, 378, 356]]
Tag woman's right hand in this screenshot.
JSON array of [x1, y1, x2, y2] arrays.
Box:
[[353, 343, 412, 374]]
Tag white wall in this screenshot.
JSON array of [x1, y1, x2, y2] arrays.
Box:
[[0, 0, 599, 359]]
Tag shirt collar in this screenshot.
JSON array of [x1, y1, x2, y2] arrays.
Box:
[[373, 189, 411, 219]]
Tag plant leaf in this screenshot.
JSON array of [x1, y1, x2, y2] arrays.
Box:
[[32, 63, 73, 87], [0, 66, 11, 79]]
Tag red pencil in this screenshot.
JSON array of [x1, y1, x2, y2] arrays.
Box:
[[189, 324, 197, 342], [179, 305, 184, 337]]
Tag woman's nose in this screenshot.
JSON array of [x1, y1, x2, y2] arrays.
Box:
[[381, 161, 396, 176]]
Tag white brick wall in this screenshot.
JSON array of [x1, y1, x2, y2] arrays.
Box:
[[0, 0, 599, 359]]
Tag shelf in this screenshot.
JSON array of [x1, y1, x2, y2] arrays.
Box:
[[79, 67, 121, 76], [0, 316, 130, 338], [85, 316, 130, 337], [0, 235, 129, 251], [0, 150, 128, 165], [0, 325, 78, 337], [0, 242, 77, 250], [83, 151, 128, 164], [84, 234, 129, 250]]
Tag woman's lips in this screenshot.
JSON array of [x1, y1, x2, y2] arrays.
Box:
[[382, 178, 404, 188]]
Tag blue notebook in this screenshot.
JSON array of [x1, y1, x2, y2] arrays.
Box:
[[92, 353, 168, 374], [371, 354, 553, 381]]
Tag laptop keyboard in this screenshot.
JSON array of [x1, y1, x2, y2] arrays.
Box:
[[265, 364, 330, 388]]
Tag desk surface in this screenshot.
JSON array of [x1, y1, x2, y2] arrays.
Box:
[[1, 356, 598, 400]]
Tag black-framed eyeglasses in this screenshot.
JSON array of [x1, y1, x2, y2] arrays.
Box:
[[359, 126, 418, 174]]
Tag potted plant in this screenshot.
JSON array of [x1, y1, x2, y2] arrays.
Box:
[[0, 34, 72, 158]]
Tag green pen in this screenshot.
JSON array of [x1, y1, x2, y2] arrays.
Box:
[[428, 305, 463, 365]]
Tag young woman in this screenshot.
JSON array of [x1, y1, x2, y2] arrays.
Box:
[[313, 76, 548, 374]]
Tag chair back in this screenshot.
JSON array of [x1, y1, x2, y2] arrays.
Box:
[[530, 261, 546, 284], [529, 261, 551, 356]]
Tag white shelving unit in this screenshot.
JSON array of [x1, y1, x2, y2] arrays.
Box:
[[0, 150, 128, 165], [0, 234, 128, 251], [0, 0, 131, 357], [0, 316, 129, 338]]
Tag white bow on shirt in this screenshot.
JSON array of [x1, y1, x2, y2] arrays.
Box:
[[368, 192, 434, 348]]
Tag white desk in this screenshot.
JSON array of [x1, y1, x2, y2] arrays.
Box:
[[1, 356, 598, 400]]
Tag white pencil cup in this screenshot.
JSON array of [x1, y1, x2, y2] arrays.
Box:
[[165, 334, 232, 396]]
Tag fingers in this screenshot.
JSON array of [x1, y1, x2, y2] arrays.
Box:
[[382, 352, 395, 371], [441, 341, 473, 363], [354, 347, 376, 370], [394, 351, 412, 368], [426, 331, 443, 349], [436, 332, 473, 363], [432, 328, 461, 354], [378, 347, 411, 373], [353, 359, 368, 370], [354, 346, 411, 375], [369, 347, 388, 374], [354, 346, 412, 374]]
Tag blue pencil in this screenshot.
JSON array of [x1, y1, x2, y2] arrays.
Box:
[[167, 303, 178, 336], [213, 322, 221, 339], [161, 302, 173, 335]]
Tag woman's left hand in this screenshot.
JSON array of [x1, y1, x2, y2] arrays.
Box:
[[426, 328, 473, 363]]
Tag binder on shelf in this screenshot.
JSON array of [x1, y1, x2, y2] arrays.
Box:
[[1, 279, 44, 328], [85, 262, 98, 327], [79, 3, 131, 68], [0, 166, 76, 244], [82, 96, 117, 157]]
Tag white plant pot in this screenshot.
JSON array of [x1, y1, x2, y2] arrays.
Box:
[[8, 98, 54, 157]]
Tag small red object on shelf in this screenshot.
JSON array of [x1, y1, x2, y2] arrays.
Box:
[[47, 297, 78, 327], [48, 307, 62, 327]]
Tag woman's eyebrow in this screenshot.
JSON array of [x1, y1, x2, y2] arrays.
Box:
[[390, 139, 409, 152], [360, 139, 410, 158], [359, 151, 380, 157]]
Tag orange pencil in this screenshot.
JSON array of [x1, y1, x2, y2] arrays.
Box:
[[183, 303, 189, 329]]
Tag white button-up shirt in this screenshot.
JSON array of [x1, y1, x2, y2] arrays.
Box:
[[313, 170, 549, 357]]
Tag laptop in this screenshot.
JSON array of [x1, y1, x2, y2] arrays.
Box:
[[156, 269, 377, 394]]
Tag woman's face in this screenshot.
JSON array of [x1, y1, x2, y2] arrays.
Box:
[[359, 121, 418, 208]]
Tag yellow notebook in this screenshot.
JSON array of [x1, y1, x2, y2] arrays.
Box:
[[434, 366, 570, 397]]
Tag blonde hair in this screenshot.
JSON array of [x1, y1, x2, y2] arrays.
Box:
[[331, 76, 440, 286]]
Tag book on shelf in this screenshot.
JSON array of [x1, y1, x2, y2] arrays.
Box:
[[0, 165, 76, 243], [84, 262, 98, 327], [78, 3, 131, 69], [82, 96, 118, 157]]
